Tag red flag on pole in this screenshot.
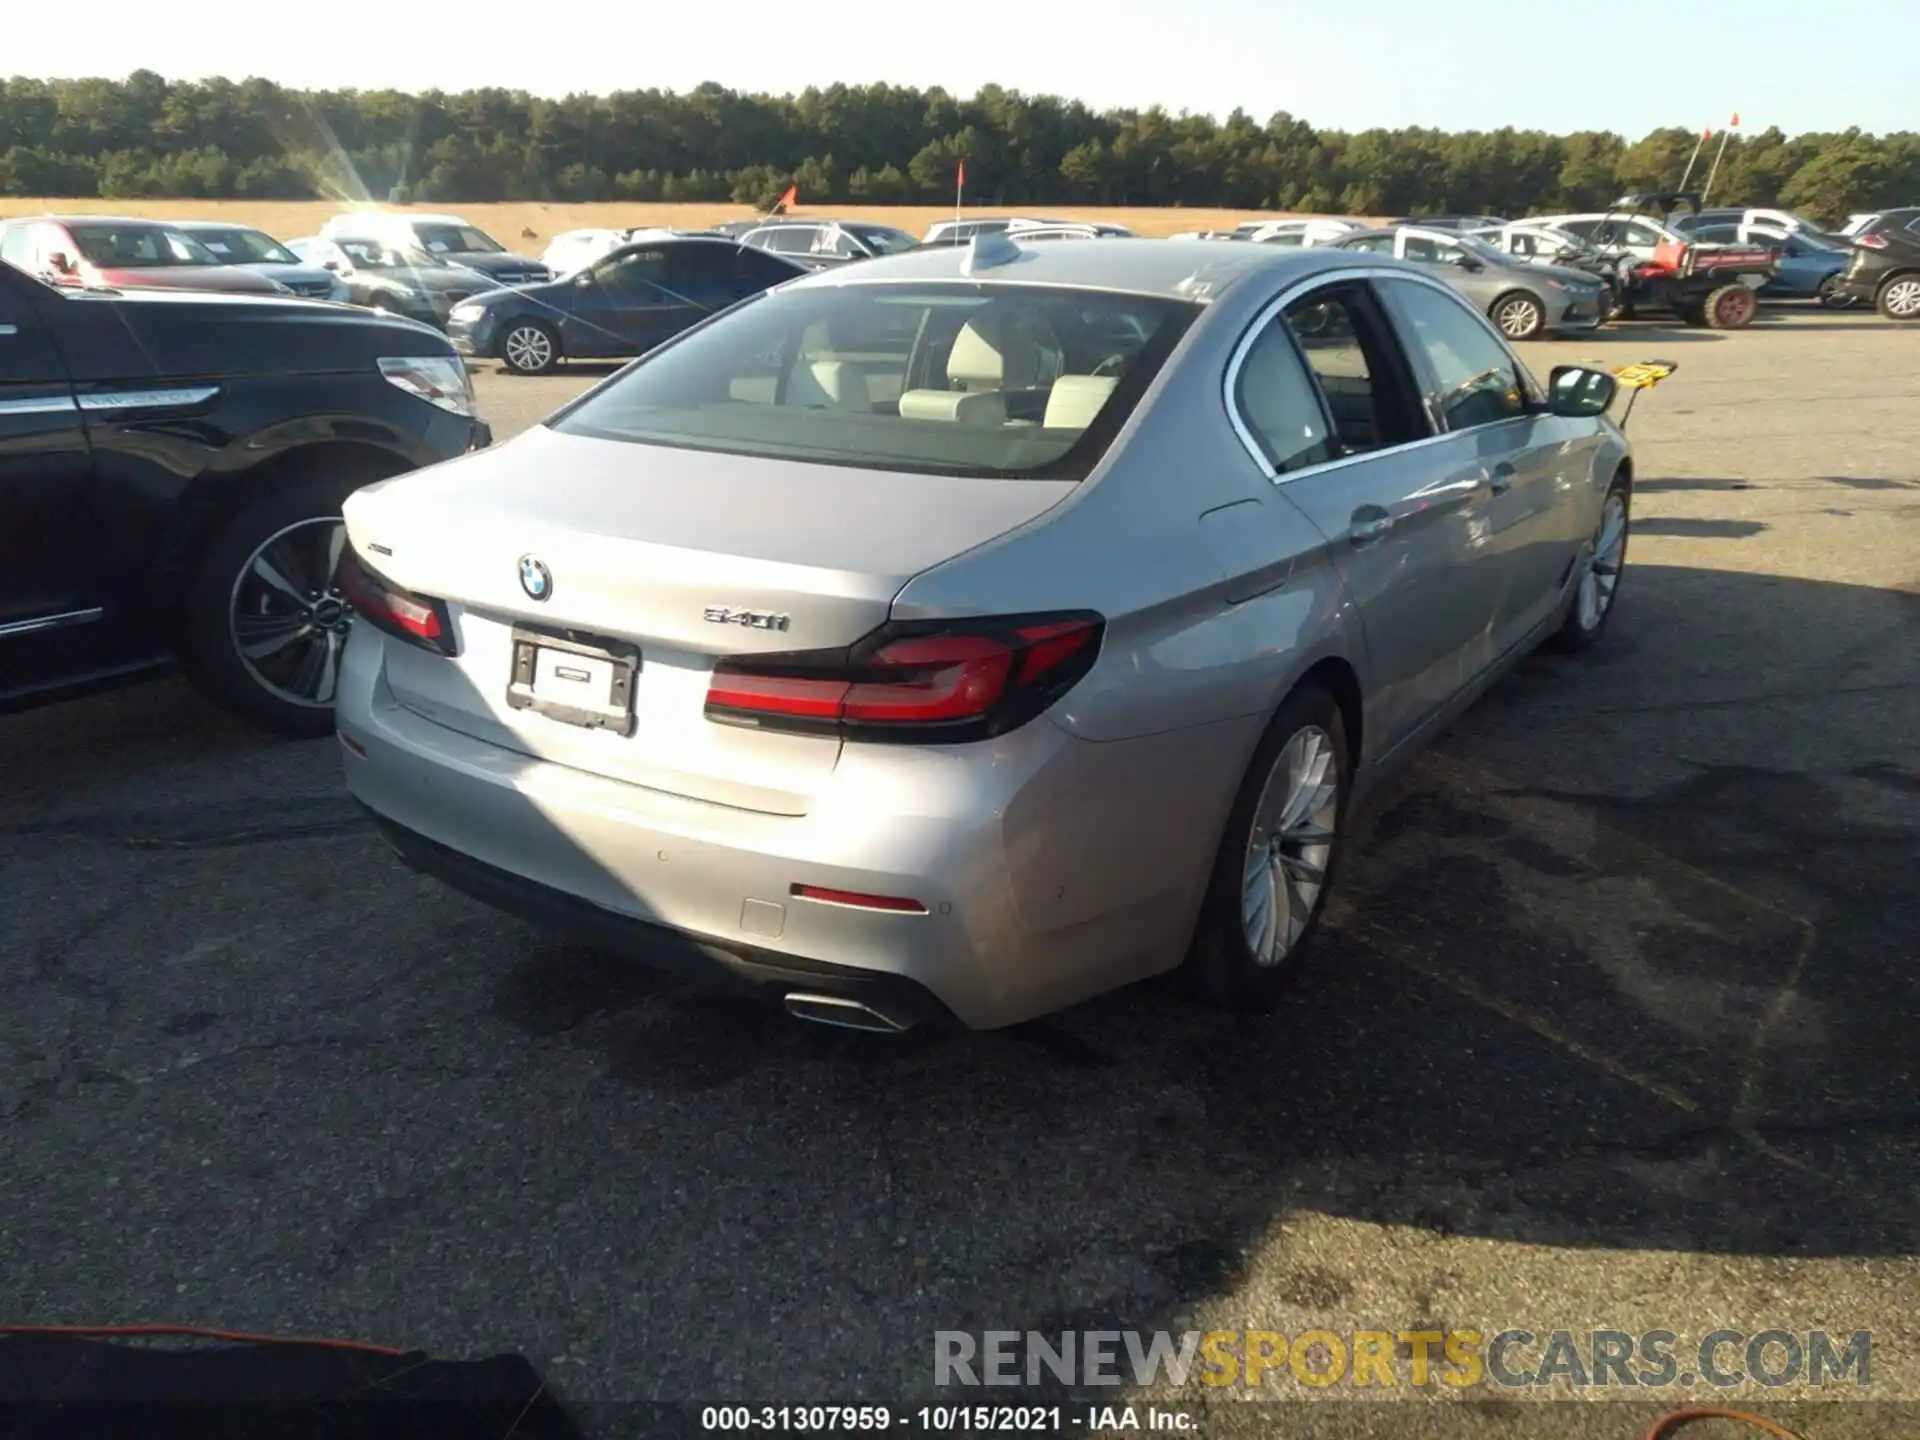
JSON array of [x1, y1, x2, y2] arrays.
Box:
[[1729, 112, 1740, 127], [772, 183, 797, 214], [956, 158, 966, 189], [1703, 126, 1713, 139]]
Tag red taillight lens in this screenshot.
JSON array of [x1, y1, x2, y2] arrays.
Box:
[[1855, 234, 1889, 249], [337, 548, 457, 656], [706, 612, 1105, 743]]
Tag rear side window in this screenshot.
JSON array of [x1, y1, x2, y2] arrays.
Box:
[[1376, 277, 1531, 431], [552, 282, 1198, 480], [0, 225, 32, 269]]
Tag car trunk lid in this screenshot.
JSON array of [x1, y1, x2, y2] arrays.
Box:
[[342, 425, 1076, 814]]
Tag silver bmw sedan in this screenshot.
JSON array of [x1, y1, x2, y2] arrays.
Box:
[[334, 236, 1633, 1032]]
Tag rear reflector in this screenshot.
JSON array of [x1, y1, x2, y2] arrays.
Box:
[[707, 611, 1105, 745], [790, 884, 928, 914], [1854, 234, 1889, 249]]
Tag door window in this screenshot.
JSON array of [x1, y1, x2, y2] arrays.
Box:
[[1376, 277, 1531, 431], [0, 226, 33, 270], [758, 228, 816, 255], [1341, 234, 1395, 255], [1230, 282, 1429, 472]]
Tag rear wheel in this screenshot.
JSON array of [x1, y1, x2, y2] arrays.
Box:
[[1491, 291, 1547, 341], [1704, 283, 1758, 329], [183, 476, 366, 736], [1877, 274, 1920, 321], [1816, 274, 1854, 310], [501, 319, 560, 374], [1185, 681, 1351, 1010], [1551, 477, 1630, 653]]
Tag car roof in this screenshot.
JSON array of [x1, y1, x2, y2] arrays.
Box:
[[9, 214, 171, 227], [781, 236, 1362, 301], [171, 219, 273, 232]]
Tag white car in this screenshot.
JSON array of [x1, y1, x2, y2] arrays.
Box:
[[1246, 218, 1366, 248], [923, 217, 1068, 245], [540, 228, 630, 277], [318, 210, 551, 286], [1468, 221, 1602, 267]]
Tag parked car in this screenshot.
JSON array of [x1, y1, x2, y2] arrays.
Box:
[[1468, 221, 1609, 271], [1688, 222, 1852, 305], [288, 236, 502, 329], [924, 216, 1069, 245], [540, 228, 631, 278], [1669, 206, 1829, 242], [1840, 210, 1920, 238], [169, 220, 348, 300], [0, 258, 488, 733], [1011, 219, 1135, 238], [333, 238, 1635, 1032], [1829, 225, 1920, 320], [1848, 207, 1920, 242], [318, 212, 551, 287], [738, 219, 920, 265], [0, 216, 291, 296], [1332, 227, 1609, 339], [1387, 214, 1508, 232], [1247, 218, 1366, 247], [1529, 209, 1687, 264], [448, 237, 809, 374]]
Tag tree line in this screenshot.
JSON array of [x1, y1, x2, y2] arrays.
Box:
[[1, 72, 1914, 225]]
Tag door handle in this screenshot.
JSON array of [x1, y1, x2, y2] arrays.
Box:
[[1349, 506, 1394, 545], [1484, 461, 1517, 495]]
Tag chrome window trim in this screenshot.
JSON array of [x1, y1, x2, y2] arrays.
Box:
[[0, 394, 79, 416], [0, 606, 103, 639], [1222, 265, 1512, 486], [77, 386, 219, 412]]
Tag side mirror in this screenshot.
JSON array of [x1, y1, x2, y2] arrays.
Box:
[[1546, 365, 1618, 418], [1453, 253, 1482, 271], [46, 251, 74, 273], [320, 259, 343, 273], [574, 270, 595, 287]]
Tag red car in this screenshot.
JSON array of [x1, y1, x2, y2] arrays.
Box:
[[0, 215, 289, 295]]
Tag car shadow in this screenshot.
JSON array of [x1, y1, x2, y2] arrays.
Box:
[[2, 561, 1914, 1424], [1632, 517, 1769, 538]]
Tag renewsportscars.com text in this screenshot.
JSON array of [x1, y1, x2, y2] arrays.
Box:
[[934, 1329, 1872, 1390]]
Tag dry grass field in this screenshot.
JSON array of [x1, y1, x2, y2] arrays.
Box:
[[0, 198, 1345, 244]]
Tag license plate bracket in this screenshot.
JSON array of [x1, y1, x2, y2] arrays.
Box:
[[506, 626, 639, 737]]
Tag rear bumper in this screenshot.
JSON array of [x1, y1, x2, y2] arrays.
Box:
[[366, 808, 962, 1029], [335, 631, 1242, 1029], [1829, 275, 1877, 304]]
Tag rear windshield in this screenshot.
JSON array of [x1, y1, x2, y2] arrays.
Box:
[[551, 282, 1199, 479], [68, 224, 218, 267]]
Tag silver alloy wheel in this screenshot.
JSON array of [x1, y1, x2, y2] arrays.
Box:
[[227, 516, 352, 709], [1577, 491, 1628, 632], [1884, 279, 1920, 319], [1497, 296, 1543, 338], [1240, 725, 1340, 967], [504, 324, 554, 371]]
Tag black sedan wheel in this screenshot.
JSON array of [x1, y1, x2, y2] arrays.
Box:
[[1816, 274, 1856, 310], [501, 320, 560, 374], [184, 478, 361, 736]]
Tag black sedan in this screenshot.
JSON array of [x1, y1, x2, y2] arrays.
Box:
[[447, 237, 808, 374], [1830, 212, 1920, 320]]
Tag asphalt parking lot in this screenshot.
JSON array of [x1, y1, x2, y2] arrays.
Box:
[[4, 310, 1917, 1437]]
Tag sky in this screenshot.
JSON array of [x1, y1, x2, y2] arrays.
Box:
[[6, 0, 1913, 138]]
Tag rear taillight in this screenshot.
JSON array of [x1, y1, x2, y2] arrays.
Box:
[[1855, 234, 1889, 249], [337, 548, 458, 656], [706, 612, 1105, 743]]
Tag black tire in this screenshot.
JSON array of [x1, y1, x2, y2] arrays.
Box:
[[1704, 283, 1758, 329], [181, 475, 367, 737], [1550, 475, 1630, 654], [1816, 274, 1854, 310], [500, 318, 560, 374], [1876, 272, 1920, 322], [1490, 290, 1547, 341], [1185, 681, 1352, 1011]]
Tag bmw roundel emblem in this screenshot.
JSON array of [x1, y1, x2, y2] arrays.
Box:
[[518, 555, 552, 601]]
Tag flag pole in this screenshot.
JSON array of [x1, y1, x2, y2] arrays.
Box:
[[1677, 127, 1709, 192], [1702, 113, 1738, 205]]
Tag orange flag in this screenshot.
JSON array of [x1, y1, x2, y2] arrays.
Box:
[[1729, 112, 1740, 127], [773, 183, 797, 213], [956, 158, 966, 189]]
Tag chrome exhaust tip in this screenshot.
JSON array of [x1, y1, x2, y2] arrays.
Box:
[[783, 992, 913, 1034]]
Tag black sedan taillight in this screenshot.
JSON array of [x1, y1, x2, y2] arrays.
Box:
[[338, 547, 458, 656], [705, 612, 1105, 744]]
